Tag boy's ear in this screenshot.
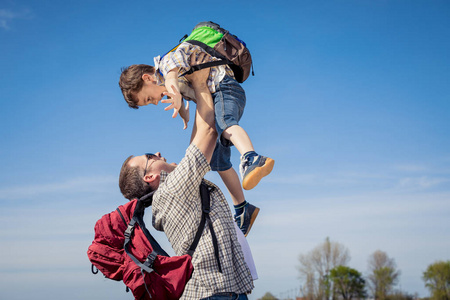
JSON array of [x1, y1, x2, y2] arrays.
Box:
[[142, 73, 157, 83], [142, 73, 152, 81]]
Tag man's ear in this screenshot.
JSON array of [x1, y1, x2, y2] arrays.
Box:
[[144, 173, 159, 184]]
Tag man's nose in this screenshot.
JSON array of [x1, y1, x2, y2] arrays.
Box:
[[155, 152, 162, 158]]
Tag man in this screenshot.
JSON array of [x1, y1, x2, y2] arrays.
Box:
[[119, 58, 254, 300]]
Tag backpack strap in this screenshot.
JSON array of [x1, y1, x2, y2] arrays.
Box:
[[133, 198, 169, 257], [123, 218, 158, 273], [186, 40, 229, 60], [180, 60, 231, 77], [123, 192, 170, 275], [179, 40, 232, 78], [187, 181, 222, 273]]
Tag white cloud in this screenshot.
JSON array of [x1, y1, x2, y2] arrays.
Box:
[[397, 176, 450, 190], [265, 170, 394, 188], [247, 190, 450, 298], [0, 8, 32, 30], [0, 176, 117, 200], [0, 163, 448, 299], [259, 190, 450, 226], [264, 159, 450, 195], [393, 163, 429, 172]]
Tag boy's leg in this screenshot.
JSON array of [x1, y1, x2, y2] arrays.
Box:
[[221, 125, 254, 155], [218, 167, 245, 206], [210, 139, 259, 236], [214, 76, 275, 191], [219, 167, 259, 237], [223, 126, 275, 191]]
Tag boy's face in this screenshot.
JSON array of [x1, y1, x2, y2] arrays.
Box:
[[133, 73, 167, 107]]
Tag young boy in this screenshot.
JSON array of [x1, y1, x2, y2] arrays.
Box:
[[119, 45, 274, 236]]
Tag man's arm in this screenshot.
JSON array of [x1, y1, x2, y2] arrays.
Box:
[[182, 52, 216, 163], [187, 69, 217, 163]]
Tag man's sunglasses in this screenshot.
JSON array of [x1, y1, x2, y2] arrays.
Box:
[[143, 153, 157, 177]]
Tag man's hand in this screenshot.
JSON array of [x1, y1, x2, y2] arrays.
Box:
[[185, 52, 211, 88], [179, 100, 190, 130]]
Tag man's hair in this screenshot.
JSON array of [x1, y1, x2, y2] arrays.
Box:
[[119, 64, 155, 109], [119, 155, 153, 200]]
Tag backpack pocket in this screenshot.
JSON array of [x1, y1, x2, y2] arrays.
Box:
[[123, 254, 194, 300], [214, 33, 252, 83]]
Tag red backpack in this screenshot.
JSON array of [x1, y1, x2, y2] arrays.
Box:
[[87, 183, 220, 299], [87, 192, 193, 300]]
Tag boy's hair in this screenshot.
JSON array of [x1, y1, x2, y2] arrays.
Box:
[[119, 155, 153, 201], [119, 64, 155, 109]]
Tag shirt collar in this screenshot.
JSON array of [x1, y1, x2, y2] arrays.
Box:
[[159, 170, 168, 184], [153, 55, 161, 71], [153, 55, 164, 86]]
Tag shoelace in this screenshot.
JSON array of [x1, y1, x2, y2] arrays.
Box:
[[241, 157, 253, 171], [234, 212, 245, 228]]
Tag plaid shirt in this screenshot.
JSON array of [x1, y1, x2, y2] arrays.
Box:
[[152, 144, 254, 299], [154, 42, 235, 98]]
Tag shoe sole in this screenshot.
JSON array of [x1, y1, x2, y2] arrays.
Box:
[[245, 206, 260, 237], [242, 158, 275, 190]]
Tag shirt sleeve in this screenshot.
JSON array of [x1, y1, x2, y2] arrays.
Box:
[[164, 143, 210, 196], [152, 144, 210, 232]]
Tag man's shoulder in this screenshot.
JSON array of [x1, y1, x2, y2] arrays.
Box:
[[181, 144, 210, 172], [159, 144, 210, 190]]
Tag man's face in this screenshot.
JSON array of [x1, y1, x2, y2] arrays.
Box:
[[130, 152, 177, 185], [133, 74, 167, 107]]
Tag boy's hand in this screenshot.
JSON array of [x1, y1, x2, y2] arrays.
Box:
[[161, 85, 182, 118]]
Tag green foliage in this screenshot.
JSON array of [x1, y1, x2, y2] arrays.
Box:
[[386, 290, 416, 300], [259, 292, 278, 300], [370, 266, 400, 299], [297, 237, 350, 299], [329, 265, 367, 300], [367, 250, 401, 300], [422, 260, 450, 300]]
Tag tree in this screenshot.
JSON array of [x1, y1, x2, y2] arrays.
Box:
[[328, 266, 367, 300], [297, 237, 350, 300], [367, 250, 400, 300], [259, 292, 279, 300], [422, 260, 450, 300], [386, 290, 416, 300]]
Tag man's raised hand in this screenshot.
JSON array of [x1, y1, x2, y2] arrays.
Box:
[[185, 52, 211, 87]]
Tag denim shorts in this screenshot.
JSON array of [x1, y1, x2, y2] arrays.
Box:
[[210, 75, 246, 172], [200, 292, 248, 300]]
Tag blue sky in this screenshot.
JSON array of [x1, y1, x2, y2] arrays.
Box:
[[1, 0, 449, 299]]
